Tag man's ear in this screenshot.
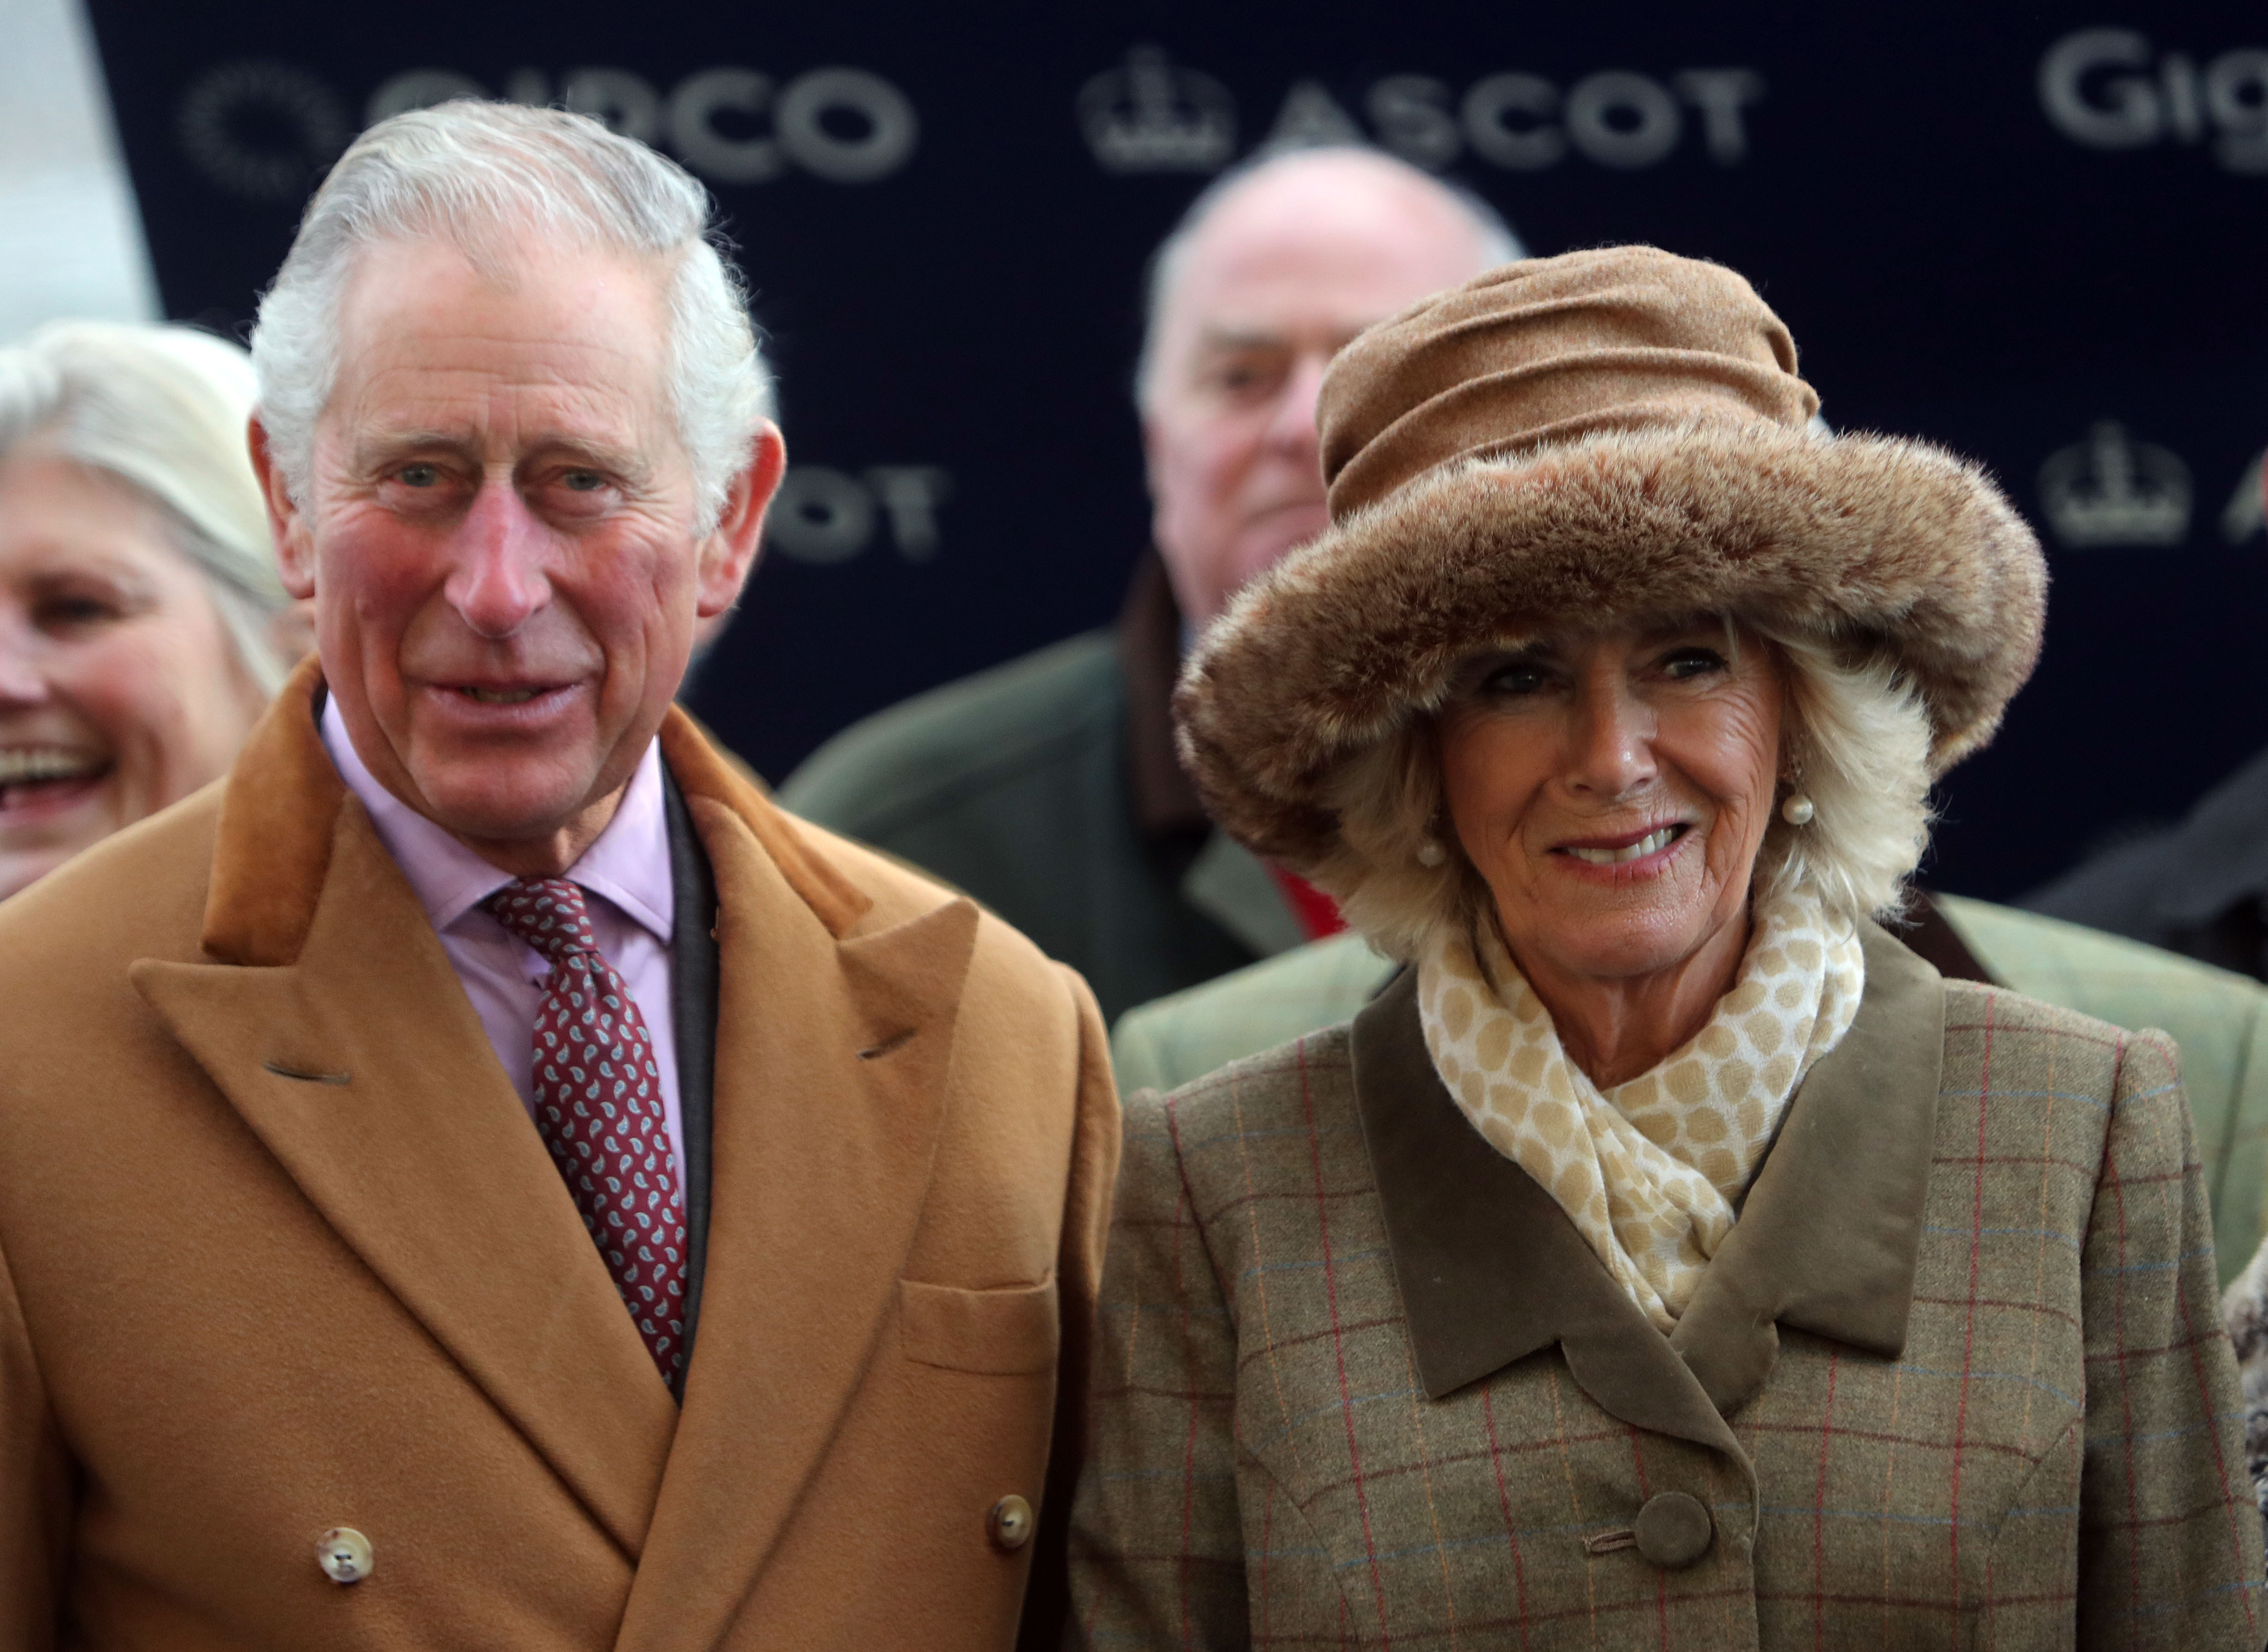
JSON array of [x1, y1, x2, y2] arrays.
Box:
[[248, 414, 316, 600], [1140, 413, 1179, 564], [695, 420, 787, 619], [1139, 411, 1163, 502]]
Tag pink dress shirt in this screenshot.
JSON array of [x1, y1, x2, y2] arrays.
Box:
[[320, 698, 686, 1206]]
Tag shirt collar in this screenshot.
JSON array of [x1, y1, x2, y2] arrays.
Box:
[[319, 695, 673, 943]]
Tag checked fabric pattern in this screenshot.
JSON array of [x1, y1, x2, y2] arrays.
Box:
[[1069, 982, 2264, 1649], [488, 878, 687, 1384]]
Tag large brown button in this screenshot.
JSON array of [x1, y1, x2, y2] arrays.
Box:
[[1632, 1493, 1713, 1569], [988, 1494, 1034, 1552]]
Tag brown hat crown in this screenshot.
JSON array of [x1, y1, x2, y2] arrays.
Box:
[[1321, 246, 1821, 519]]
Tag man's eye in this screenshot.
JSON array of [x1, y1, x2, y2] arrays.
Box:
[[397, 463, 440, 488], [1196, 354, 1282, 398], [562, 470, 605, 492]]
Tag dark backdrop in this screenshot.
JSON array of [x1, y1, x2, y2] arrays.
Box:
[[85, 0, 2268, 899]]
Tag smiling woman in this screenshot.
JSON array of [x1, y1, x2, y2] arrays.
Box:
[[1069, 248, 2265, 1647], [0, 322, 299, 901], [1433, 620, 1791, 1086]]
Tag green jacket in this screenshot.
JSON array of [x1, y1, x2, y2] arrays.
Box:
[[1113, 893, 2268, 1286], [1076, 929, 2262, 1646], [781, 622, 1309, 1021]]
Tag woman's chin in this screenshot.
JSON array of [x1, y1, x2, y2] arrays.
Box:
[[1505, 904, 1730, 988]]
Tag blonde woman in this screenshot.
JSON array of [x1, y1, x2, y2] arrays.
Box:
[[0, 321, 300, 899], [1068, 248, 2261, 1646]]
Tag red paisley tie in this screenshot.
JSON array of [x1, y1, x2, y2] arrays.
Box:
[[486, 878, 687, 1385]]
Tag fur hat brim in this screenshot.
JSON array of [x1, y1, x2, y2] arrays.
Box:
[[1175, 418, 2047, 868]]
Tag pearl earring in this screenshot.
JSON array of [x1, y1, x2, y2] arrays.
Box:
[[1417, 838, 1447, 867], [1780, 793, 1815, 826]]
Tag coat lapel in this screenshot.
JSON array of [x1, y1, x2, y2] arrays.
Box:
[[1668, 920, 1946, 1413], [1350, 972, 1747, 1465], [1355, 919, 1949, 1463], [132, 783, 679, 1561], [611, 716, 980, 1652], [154, 679, 980, 1629]]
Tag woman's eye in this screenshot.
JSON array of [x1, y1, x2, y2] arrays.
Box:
[[1482, 664, 1549, 697], [1662, 647, 1728, 679], [37, 596, 116, 628]]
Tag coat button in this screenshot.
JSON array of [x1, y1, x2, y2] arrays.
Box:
[[988, 1494, 1034, 1552], [1633, 1493, 1713, 1569], [316, 1527, 373, 1584]]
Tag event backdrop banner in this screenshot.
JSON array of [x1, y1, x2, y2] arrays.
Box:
[[84, 0, 2268, 899]]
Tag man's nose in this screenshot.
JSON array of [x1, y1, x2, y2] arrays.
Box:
[[1565, 677, 1658, 800], [442, 481, 553, 638], [1264, 352, 1333, 460]]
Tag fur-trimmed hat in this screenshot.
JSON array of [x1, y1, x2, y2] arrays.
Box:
[[1174, 246, 2047, 872]]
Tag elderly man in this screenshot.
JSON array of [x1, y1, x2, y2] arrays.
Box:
[[0, 103, 1116, 1650], [780, 147, 1520, 1019]]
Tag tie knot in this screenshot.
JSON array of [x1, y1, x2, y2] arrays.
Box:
[[486, 878, 597, 962]]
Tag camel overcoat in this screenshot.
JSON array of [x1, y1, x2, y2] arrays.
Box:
[[1069, 925, 2264, 1648], [0, 667, 1120, 1650]]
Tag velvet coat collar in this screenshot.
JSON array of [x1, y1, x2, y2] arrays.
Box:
[[1351, 919, 1945, 1462]]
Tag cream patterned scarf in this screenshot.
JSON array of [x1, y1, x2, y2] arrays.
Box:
[[1417, 888, 1864, 1332]]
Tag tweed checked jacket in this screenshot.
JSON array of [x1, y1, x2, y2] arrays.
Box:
[[1110, 897, 2268, 1291], [1069, 924, 2264, 1648]]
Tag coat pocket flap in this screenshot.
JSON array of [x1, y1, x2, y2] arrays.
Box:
[[898, 1275, 1059, 1374]]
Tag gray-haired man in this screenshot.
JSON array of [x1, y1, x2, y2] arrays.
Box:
[[0, 101, 1117, 1650], [782, 147, 1521, 1020]]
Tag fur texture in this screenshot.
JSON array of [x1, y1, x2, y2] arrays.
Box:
[[1175, 417, 2046, 871]]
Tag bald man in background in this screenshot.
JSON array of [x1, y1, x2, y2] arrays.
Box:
[[782, 146, 1520, 1019]]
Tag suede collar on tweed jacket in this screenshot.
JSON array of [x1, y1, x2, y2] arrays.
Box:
[[1353, 920, 1943, 1422], [1418, 888, 1864, 1333]]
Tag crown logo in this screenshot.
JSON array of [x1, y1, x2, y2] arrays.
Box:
[[2039, 421, 2192, 548], [1079, 47, 1237, 174]]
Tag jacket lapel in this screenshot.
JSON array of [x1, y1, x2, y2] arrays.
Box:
[[132, 785, 679, 1561], [1668, 920, 1946, 1413], [1351, 972, 1747, 1465], [611, 716, 979, 1652], [159, 678, 980, 1626], [1354, 917, 1948, 1458]]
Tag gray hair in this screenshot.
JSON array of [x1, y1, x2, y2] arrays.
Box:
[[1135, 145, 1526, 411], [251, 100, 774, 534], [0, 320, 295, 696], [1317, 621, 1937, 962]]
